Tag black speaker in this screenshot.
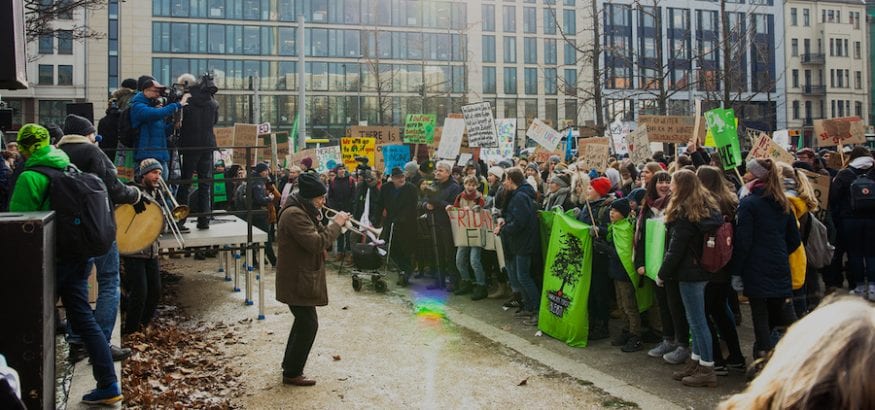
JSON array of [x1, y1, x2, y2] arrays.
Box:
[[0, 108, 12, 132], [0, 0, 28, 90], [66, 103, 94, 124], [0, 212, 55, 410]]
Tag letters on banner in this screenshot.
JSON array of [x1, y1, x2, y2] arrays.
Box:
[[447, 207, 505, 268]]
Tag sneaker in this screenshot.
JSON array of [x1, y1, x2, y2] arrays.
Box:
[[503, 294, 523, 309], [514, 310, 533, 318], [523, 315, 539, 326], [663, 345, 691, 365], [611, 330, 631, 347], [647, 340, 677, 358], [713, 365, 729, 376], [621, 335, 643, 353], [726, 357, 747, 372], [470, 285, 488, 301], [81, 382, 123, 405], [176, 223, 191, 233]]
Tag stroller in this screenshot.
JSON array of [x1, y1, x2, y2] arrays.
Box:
[[341, 226, 393, 293]]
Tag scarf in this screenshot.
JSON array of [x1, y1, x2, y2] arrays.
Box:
[[850, 156, 875, 170], [544, 187, 571, 211]]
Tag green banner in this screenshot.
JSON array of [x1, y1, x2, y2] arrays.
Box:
[[644, 218, 666, 282], [610, 218, 653, 312], [538, 210, 593, 347], [705, 108, 742, 170], [538, 209, 576, 264], [213, 173, 227, 203], [403, 114, 436, 144]]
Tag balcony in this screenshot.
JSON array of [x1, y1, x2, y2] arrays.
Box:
[[802, 85, 826, 96], [801, 53, 825, 65]]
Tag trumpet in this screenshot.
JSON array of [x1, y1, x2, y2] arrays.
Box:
[[155, 176, 190, 248], [323, 207, 383, 237]]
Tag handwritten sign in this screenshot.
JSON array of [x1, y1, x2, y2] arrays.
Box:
[[814, 117, 866, 147], [639, 115, 706, 144], [315, 146, 341, 173], [461, 102, 498, 148], [448, 207, 496, 247], [482, 118, 516, 161], [608, 121, 631, 156], [257, 122, 271, 135], [627, 125, 652, 165], [232, 123, 259, 165], [457, 152, 473, 167], [346, 126, 402, 145], [799, 169, 831, 210], [531, 146, 562, 165], [578, 143, 610, 171], [377, 144, 410, 175], [403, 114, 436, 144], [526, 118, 561, 151], [214, 127, 234, 147], [746, 133, 795, 165], [340, 137, 376, 170], [705, 108, 742, 170], [436, 118, 466, 159], [772, 129, 791, 149]]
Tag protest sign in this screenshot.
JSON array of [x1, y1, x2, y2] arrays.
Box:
[[461, 101, 498, 148], [114, 149, 136, 182], [814, 117, 866, 147], [214, 127, 234, 147], [638, 115, 705, 144], [526, 118, 562, 151], [689, 99, 702, 145], [257, 122, 271, 135], [315, 145, 341, 173], [457, 152, 473, 167], [578, 143, 610, 171], [772, 129, 791, 149], [233, 123, 259, 165], [627, 125, 652, 165], [340, 137, 376, 169], [403, 114, 436, 144], [482, 119, 516, 161], [746, 133, 795, 165], [448, 208, 494, 247], [346, 126, 402, 145], [290, 148, 317, 169], [377, 144, 411, 175], [539, 210, 593, 347], [799, 169, 831, 210], [705, 108, 742, 170], [436, 118, 466, 159], [531, 146, 563, 165], [645, 218, 666, 282], [608, 120, 631, 157], [577, 136, 610, 147]]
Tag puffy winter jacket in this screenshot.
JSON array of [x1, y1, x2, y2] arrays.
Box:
[[8, 146, 71, 212], [500, 183, 540, 255], [129, 92, 182, 162]]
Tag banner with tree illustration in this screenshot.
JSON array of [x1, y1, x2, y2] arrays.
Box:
[[538, 210, 593, 347]]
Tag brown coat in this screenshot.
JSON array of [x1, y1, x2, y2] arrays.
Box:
[[275, 198, 343, 306]]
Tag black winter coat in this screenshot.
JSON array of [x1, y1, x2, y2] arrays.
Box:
[[577, 196, 613, 256], [658, 211, 723, 282], [352, 182, 381, 224], [179, 85, 218, 149], [732, 187, 801, 298], [378, 181, 419, 242], [248, 176, 271, 209], [500, 183, 540, 256], [328, 175, 355, 212], [57, 135, 140, 206], [829, 165, 875, 256], [421, 178, 462, 227]]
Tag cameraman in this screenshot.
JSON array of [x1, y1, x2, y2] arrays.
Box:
[[175, 73, 219, 230], [131, 75, 190, 179]]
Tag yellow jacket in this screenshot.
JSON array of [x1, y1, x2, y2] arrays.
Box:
[[787, 195, 809, 290]]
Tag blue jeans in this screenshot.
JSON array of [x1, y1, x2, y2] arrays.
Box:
[[678, 281, 712, 363], [68, 242, 120, 344], [456, 246, 486, 286], [57, 258, 117, 388], [505, 253, 540, 313], [847, 255, 875, 285]]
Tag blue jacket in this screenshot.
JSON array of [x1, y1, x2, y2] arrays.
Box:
[[500, 183, 540, 255], [732, 187, 801, 298], [129, 92, 181, 163]]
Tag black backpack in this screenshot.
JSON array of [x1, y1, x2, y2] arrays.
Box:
[[30, 165, 116, 259], [117, 105, 140, 148], [849, 172, 875, 214]]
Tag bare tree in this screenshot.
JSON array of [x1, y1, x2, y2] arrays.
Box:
[[361, 29, 395, 125], [24, 0, 108, 42]]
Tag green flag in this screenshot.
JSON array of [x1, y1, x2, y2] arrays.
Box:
[[213, 172, 227, 203], [705, 108, 742, 170], [609, 218, 653, 312], [290, 113, 299, 152], [644, 218, 666, 282], [538, 209, 576, 264], [538, 210, 593, 347]]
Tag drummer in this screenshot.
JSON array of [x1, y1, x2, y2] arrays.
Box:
[[57, 114, 145, 362]]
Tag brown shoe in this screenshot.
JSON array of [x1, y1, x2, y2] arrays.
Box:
[[283, 375, 317, 386], [672, 358, 699, 381], [682, 364, 717, 388]]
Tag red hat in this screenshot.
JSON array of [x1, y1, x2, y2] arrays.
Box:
[[590, 177, 612, 197]]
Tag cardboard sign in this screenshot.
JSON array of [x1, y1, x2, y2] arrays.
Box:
[[608, 121, 631, 156], [461, 101, 498, 148], [638, 115, 706, 144], [257, 122, 271, 135], [746, 133, 795, 165], [403, 114, 436, 144], [705, 108, 742, 170], [814, 117, 867, 147], [448, 207, 496, 247], [290, 148, 317, 170], [482, 118, 516, 161], [346, 126, 402, 145], [377, 144, 410, 175], [578, 143, 610, 171], [578, 136, 610, 146], [531, 146, 562, 165], [214, 127, 235, 147], [436, 118, 466, 159], [627, 125, 652, 165], [526, 118, 562, 151], [232, 123, 259, 165], [315, 145, 341, 173], [799, 169, 831, 210], [340, 137, 376, 170]]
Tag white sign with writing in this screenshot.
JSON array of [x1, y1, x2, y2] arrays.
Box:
[[436, 118, 466, 159], [461, 102, 498, 148], [526, 118, 561, 151]]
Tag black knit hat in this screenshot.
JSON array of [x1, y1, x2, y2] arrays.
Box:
[[610, 198, 631, 217], [63, 114, 96, 136], [298, 172, 327, 199]]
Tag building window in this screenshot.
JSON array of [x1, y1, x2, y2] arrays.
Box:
[[563, 9, 576, 33], [544, 8, 556, 35], [563, 68, 576, 95], [802, 9, 810, 26], [792, 69, 798, 88], [57, 0, 73, 19], [523, 7, 536, 33], [563, 40, 576, 65], [483, 36, 496, 63], [38, 65, 53, 85], [503, 36, 516, 63], [482, 4, 495, 32], [524, 37, 537, 64], [855, 41, 861, 59], [564, 99, 577, 124], [790, 8, 797, 26], [503, 6, 516, 33], [57, 30, 73, 54], [57, 65, 73, 85], [791, 39, 797, 57], [855, 101, 863, 117], [792, 100, 800, 120], [39, 100, 69, 126], [856, 71, 862, 89], [504, 67, 517, 94], [524, 68, 538, 94], [483, 66, 496, 94], [544, 38, 557, 64], [544, 68, 557, 94], [39, 35, 53, 54]]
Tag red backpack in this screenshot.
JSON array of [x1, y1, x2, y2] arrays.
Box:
[[699, 218, 733, 273]]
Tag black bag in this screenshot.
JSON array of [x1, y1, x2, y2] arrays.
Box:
[[31, 165, 116, 258], [117, 105, 140, 148], [351, 243, 382, 270], [850, 172, 875, 214]]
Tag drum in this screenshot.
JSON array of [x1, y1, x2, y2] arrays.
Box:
[[115, 202, 164, 254]]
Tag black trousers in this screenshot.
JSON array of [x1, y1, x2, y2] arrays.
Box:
[[749, 297, 797, 355], [122, 257, 161, 335], [704, 281, 743, 365], [588, 254, 613, 328], [282, 305, 318, 378], [177, 148, 213, 225], [664, 279, 690, 347], [253, 214, 277, 266]]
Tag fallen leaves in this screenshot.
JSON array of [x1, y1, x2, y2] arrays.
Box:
[[332, 355, 342, 361], [518, 378, 528, 386]]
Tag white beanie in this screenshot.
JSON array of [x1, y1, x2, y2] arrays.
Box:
[[488, 166, 505, 180]]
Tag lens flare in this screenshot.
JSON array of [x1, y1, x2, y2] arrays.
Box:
[[412, 289, 448, 326]]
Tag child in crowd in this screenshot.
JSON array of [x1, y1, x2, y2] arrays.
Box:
[[452, 175, 488, 300]]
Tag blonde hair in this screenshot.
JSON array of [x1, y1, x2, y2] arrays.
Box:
[[665, 169, 718, 223], [720, 296, 875, 410], [462, 175, 479, 186], [779, 162, 819, 212], [697, 166, 738, 218]]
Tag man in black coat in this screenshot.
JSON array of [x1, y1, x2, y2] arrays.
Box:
[[176, 73, 219, 230], [421, 160, 463, 290], [248, 163, 277, 266], [57, 114, 144, 362], [378, 167, 419, 286], [327, 164, 355, 258]]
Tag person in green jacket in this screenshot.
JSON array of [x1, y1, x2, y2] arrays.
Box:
[[9, 124, 123, 405]]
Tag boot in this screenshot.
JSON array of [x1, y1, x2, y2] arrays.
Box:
[[470, 285, 488, 301], [453, 281, 472, 295], [682, 364, 717, 388], [673, 358, 699, 381], [488, 282, 507, 299]]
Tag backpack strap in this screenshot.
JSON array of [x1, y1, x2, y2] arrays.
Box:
[[25, 166, 62, 209]]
